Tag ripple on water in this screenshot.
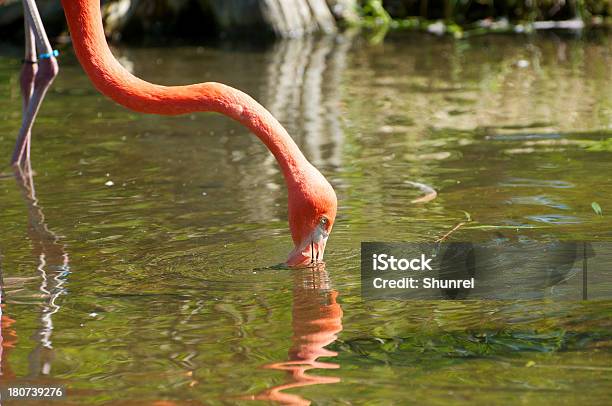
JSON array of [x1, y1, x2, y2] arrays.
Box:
[[527, 214, 583, 224], [506, 195, 570, 210], [499, 178, 575, 189], [485, 132, 563, 141]]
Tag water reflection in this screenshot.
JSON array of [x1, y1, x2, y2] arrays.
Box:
[[263, 35, 352, 168], [0, 166, 69, 379], [0, 257, 17, 379], [249, 265, 343, 405]]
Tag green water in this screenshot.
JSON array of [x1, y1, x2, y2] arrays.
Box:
[[0, 32, 611, 405]]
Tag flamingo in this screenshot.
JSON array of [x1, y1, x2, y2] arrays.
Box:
[[12, 0, 337, 267]]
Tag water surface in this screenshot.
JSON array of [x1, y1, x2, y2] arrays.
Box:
[[0, 32, 611, 404]]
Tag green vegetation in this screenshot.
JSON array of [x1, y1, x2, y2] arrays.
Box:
[[356, 0, 612, 39], [592, 202, 603, 216]]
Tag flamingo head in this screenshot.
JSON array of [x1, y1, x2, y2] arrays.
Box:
[[286, 167, 337, 267]]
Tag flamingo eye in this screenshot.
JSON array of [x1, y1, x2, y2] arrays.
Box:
[[320, 217, 328, 226]]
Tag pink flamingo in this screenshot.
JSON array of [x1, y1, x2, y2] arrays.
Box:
[[12, 0, 337, 267]]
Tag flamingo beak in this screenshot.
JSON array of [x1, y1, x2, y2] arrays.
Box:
[[286, 224, 329, 267]]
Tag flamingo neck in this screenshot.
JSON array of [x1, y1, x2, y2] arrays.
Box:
[[60, 0, 310, 181]]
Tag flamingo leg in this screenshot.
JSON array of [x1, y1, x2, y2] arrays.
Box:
[[12, 0, 59, 167], [14, 12, 36, 168]]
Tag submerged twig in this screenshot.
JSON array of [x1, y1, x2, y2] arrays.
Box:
[[435, 222, 467, 243], [435, 211, 472, 243]]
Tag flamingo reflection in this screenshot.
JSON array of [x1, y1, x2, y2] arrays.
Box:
[[0, 165, 70, 381], [249, 265, 343, 405], [0, 259, 18, 380]]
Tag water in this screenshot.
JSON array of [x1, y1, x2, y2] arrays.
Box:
[[0, 32, 611, 404]]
